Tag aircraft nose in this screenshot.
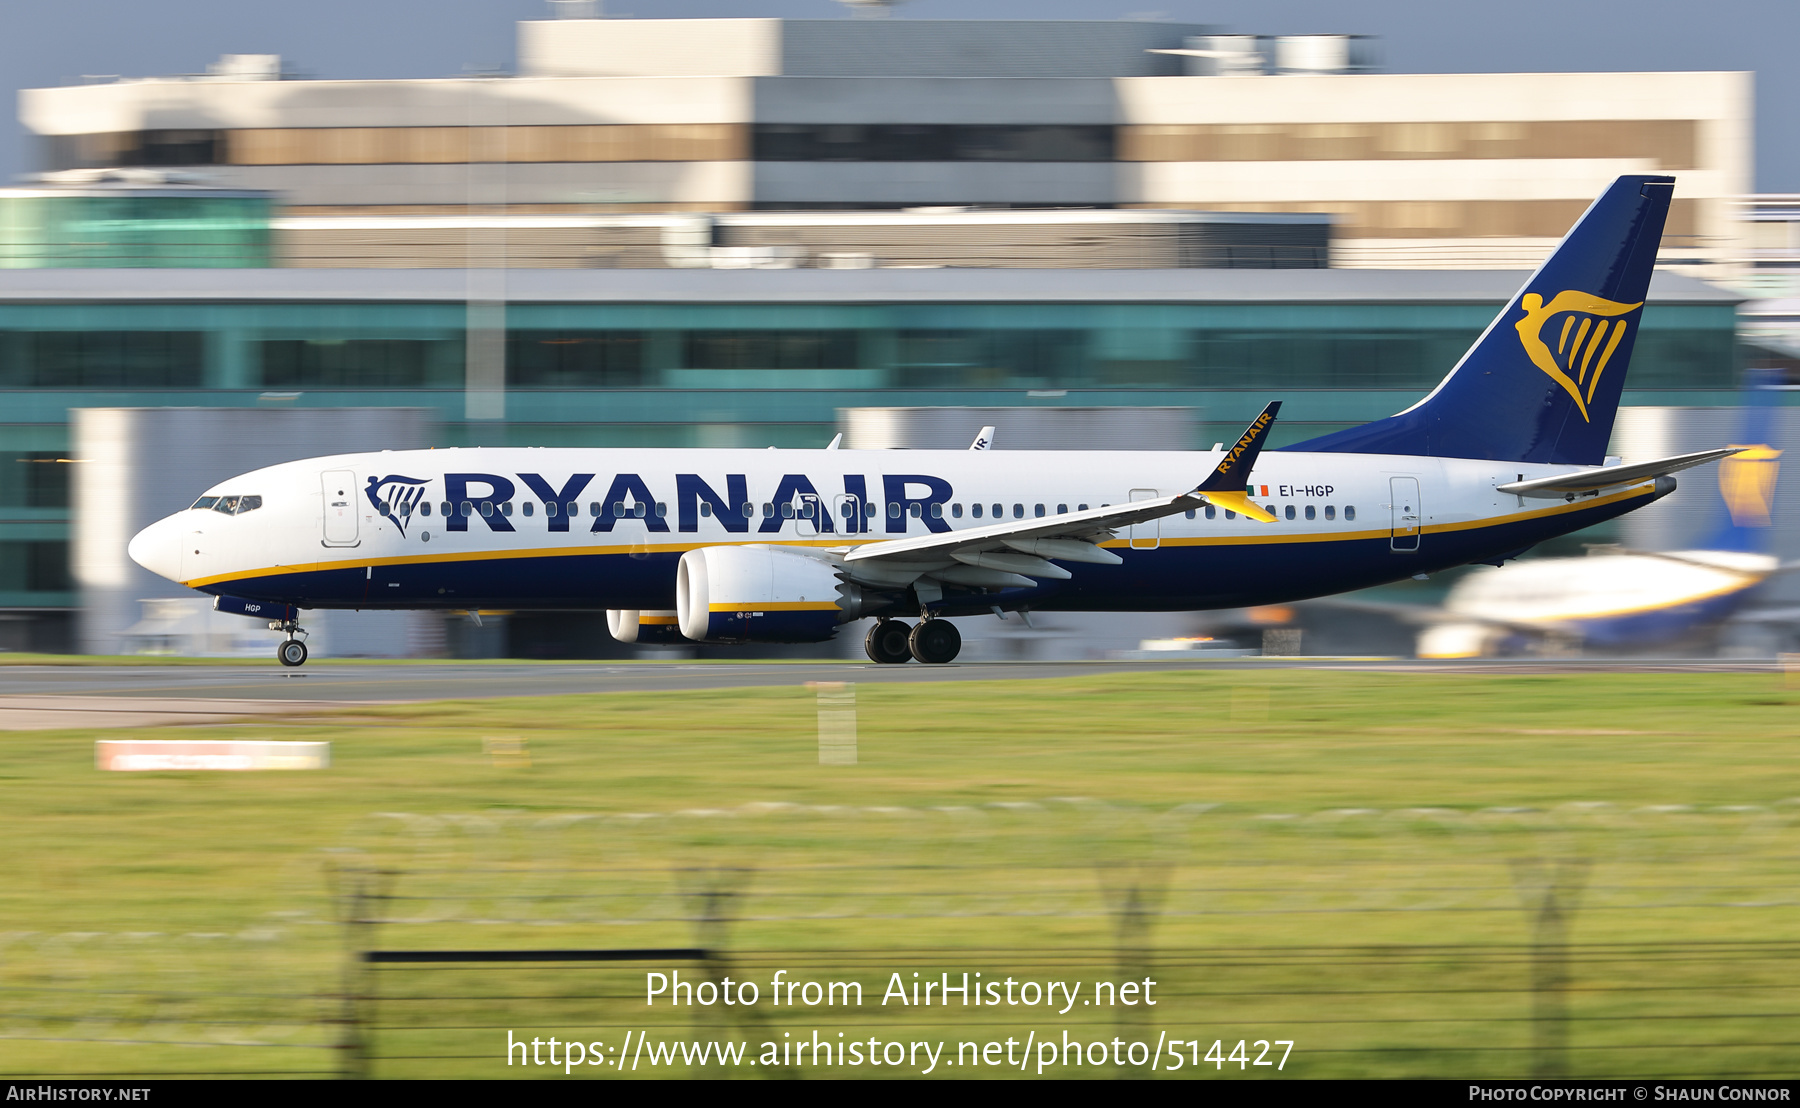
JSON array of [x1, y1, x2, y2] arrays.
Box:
[[127, 515, 183, 583]]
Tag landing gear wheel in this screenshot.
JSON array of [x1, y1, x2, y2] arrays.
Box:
[[908, 619, 961, 664], [278, 639, 308, 668], [864, 619, 914, 664]]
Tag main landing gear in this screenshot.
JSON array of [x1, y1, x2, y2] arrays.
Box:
[[272, 619, 309, 667], [864, 618, 962, 664]]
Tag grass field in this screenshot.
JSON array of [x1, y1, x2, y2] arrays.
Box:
[[4, 668, 1799, 1079]]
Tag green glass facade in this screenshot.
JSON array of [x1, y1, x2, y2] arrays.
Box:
[[0, 193, 273, 269]]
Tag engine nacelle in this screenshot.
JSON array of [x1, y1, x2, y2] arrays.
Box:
[[677, 545, 864, 643], [606, 609, 688, 645]]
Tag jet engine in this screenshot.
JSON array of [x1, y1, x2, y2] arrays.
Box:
[[676, 545, 868, 643], [606, 609, 689, 645]]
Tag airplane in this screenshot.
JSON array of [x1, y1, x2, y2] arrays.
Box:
[[127, 174, 1742, 668]]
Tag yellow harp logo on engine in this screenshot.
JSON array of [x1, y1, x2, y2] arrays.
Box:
[[1514, 290, 1643, 422]]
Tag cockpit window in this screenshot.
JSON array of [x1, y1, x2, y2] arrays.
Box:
[[203, 495, 262, 516]]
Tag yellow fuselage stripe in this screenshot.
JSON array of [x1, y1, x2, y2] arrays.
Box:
[[182, 482, 1658, 589]]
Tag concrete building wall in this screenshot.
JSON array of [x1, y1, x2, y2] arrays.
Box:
[[518, 19, 1205, 80], [72, 407, 431, 656]]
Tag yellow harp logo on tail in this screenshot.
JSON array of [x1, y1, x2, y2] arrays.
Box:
[[1514, 290, 1643, 422]]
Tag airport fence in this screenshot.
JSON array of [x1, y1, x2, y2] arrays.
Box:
[[7, 800, 1800, 1079]]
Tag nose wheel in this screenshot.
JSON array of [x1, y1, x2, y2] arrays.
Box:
[[271, 618, 309, 667]]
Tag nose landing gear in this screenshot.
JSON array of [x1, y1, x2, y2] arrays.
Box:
[[271, 619, 309, 667]]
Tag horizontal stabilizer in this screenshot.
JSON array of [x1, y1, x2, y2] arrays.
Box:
[[1496, 447, 1741, 498]]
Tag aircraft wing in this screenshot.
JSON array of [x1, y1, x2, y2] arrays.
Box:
[[839, 403, 1281, 590], [1496, 447, 1741, 498]]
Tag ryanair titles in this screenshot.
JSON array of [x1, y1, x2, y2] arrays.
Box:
[[367, 472, 957, 536]]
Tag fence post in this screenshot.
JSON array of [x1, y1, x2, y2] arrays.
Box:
[[1098, 862, 1169, 1078], [1511, 857, 1589, 1078], [676, 866, 792, 1078], [330, 864, 391, 1080]]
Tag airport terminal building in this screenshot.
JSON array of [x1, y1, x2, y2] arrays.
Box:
[[0, 16, 1773, 656]]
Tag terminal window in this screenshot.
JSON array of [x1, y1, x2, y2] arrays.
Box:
[[0, 331, 203, 388], [753, 124, 1113, 163], [508, 331, 643, 387]]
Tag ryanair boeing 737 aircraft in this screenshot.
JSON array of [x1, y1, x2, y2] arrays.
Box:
[[128, 175, 1742, 666]]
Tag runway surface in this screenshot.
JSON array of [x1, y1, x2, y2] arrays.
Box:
[[0, 656, 1783, 711]]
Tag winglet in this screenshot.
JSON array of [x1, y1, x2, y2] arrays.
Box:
[[1192, 402, 1281, 523], [1197, 402, 1280, 493], [970, 426, 996, 451]]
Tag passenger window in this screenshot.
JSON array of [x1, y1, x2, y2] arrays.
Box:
[[1184, 509, 1195, 519], [764, 502, 776, 518], [1284, 505, 1295, 520], [1345, 506, 1356, 521], [1013, 504, 1024, 519], [522, 502, 534, 517], [589, 502, 601, 517], [544, 501, 556, 517], [780, 502, 794, 519], [972, 503, 983, 519], [930, 503, 943, 519], [910, 503, 922, 519], [799, 501, 812, 519], [701, 502, 712, 517], [612, 502, 624, 518], [952, 503, 963, 518], [633, 502, 646, 518], [422, 502, 433, 517], [1078, 503, 1088, 511], [1205, 505, 1216, 519], [565, 503, 577, 518], [889, 502, 901, 518], [191, 496, 218, 510], [461, 501, 474, 517], [1325, 505, 1336, 520], [481, 501, 493, 517], [840, 502, 853, 519], [502, 502, 513, 517], [1058, 504, 1068, 514], [1034, 504, 1045, 518], [1225, 510, 1237, 520], [742, 503, 755, 518], [1304, 505, 1315, 520], [1265, 504, 1275, 516], [992, 503, 1002, 517]]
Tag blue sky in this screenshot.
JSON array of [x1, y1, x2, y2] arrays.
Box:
[[1, 0, 1793, 189]]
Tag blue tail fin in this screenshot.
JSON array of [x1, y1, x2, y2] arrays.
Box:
[[1288, 175, 1675, 464]]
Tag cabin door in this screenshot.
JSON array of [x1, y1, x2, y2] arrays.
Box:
[[1389, 477, 1421, 552], [322, 469, 359, 546]]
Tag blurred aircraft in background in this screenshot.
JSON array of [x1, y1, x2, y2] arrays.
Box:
[[1409, 396, 1794, 658]]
